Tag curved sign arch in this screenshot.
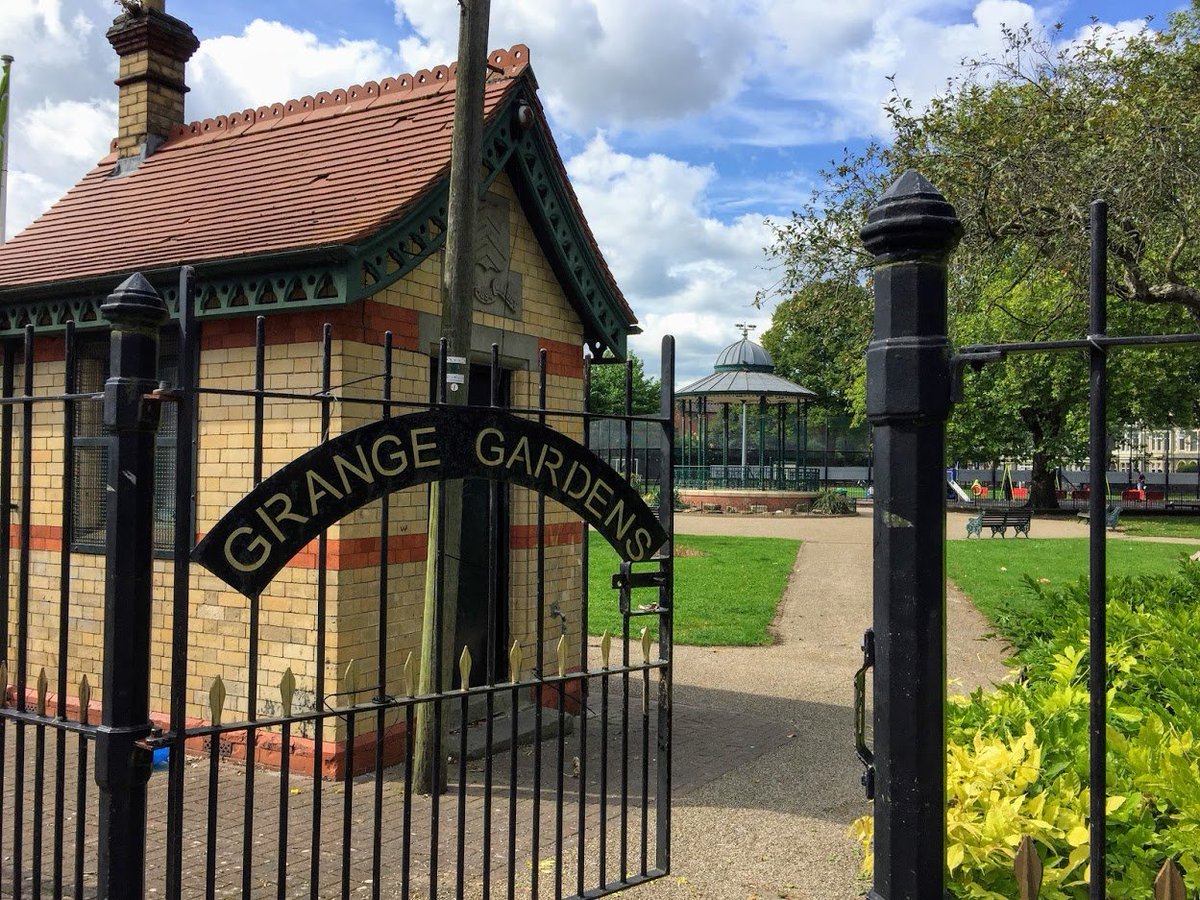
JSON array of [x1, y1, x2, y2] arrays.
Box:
[[192, 407, 668, 597]]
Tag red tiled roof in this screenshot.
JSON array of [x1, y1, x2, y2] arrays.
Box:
[[0, 46, 521, 288]]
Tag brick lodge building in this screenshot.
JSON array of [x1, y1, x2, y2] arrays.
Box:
[[0, 2, 639, 775]]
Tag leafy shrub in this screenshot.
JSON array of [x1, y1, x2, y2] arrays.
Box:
[[810, 489, 855, 515], [641, 485, 688, 511], [854, 564, 1200, 898]]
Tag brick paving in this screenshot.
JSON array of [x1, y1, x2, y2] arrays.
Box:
[[0, 672, 678, 899], [0, 510, 1030, 899]]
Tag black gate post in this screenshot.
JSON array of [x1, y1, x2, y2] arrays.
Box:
[[96, 272, 167, 898], [861, 170, 962, 900]]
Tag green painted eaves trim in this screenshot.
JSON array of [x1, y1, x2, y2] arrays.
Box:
[[0, 86, 635, 355], [0, 248, 356, 335], [505, 108, 630, 359]]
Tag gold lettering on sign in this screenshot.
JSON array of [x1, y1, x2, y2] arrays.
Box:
[[561, 461, 592, 500], [306, 470, 344, 516], [505, 436, 533, 476], [371, 434, 408, 476], [534, 444, 565, 488], [411, 427, 441, 469], [476, 428, 505, 466], [604, 497, 637, 541], [258, 493, 309, 540], [584, 478, 613, 519], [256, 506, 285, 541], [333, 444, 376, 494], [224, 526, 270, 573], [625, 527, 653, 562]]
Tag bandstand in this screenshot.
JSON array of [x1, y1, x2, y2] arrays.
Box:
[[676, 328, 819, 512]]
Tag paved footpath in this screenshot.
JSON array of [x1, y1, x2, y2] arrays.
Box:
[[638, 510, 1011, 900], [14, 509, 1179, 897]]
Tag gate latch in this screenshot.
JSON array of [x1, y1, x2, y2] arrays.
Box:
[[611, 560, 668, 617], [134, 726, 172, 751], [853, 627, 876, 800]]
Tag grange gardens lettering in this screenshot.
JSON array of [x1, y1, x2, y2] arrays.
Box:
[[192, 407, 669, 597]]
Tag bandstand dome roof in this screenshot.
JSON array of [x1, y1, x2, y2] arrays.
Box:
[[714, 338, 774, 372], [678, 337, 817, 401]]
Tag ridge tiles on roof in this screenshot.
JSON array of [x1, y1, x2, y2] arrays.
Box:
[[120, 44, 532, 153]]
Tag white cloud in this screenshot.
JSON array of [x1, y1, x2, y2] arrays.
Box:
[[393, 0, 756, 133], [0, 1, 117, 238], [20, 98, 117, 165], [187, 20, 397, 119], [387, 0, 1081, 149], [565, 136, 776, 382], [4, 170, 70, 243], [748, 0, 1045, 140]]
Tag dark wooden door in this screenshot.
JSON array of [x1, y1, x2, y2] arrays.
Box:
[[444, 363, 509, 686]]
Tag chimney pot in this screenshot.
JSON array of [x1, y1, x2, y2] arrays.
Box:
[[107, 6, 198, 162]]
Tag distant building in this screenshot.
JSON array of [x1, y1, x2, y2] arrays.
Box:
[[1115, 425, 1200, 474]]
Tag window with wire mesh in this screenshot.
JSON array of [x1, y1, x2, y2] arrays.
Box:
[[73, 330, 179, 552]]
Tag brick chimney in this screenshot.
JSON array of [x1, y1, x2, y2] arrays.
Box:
[[106, 0, 199, 161]]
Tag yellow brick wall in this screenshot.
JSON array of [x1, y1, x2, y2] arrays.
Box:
[[339, 172, 589, 685], [7, 170, 594, 747]]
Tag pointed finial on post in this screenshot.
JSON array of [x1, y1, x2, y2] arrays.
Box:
[[556, 635, 568, 678], [1154, 859, 1185, 900], [36, 668, 47, 716], [209, 676, 226, 728], [79, 675, 92, 726], [860, 170, 963, 264], [509, 641, 523, 682], [403, 652, 416, 697], [279, 668, 296, 718], [459, 646, 473, 690], [1014, 835, 1043, 900], [100, 272, 169, 330]]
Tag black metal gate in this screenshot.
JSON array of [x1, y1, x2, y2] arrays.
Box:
[[0, 266, 675, 899], [860, 171, 1200, 899]]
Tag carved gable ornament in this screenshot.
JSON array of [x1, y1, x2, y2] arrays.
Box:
[[473, 193, 522, 320]]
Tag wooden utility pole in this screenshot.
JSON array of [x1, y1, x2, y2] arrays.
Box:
[[413, 0, 491, 795]]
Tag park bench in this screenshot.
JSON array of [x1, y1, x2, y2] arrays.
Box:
[[966, 507, 1033, 538], [1077, 505, 1121, 530]]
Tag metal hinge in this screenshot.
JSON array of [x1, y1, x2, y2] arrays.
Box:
[[854, 627, 876, 800], [949, 349, 1005, 404]]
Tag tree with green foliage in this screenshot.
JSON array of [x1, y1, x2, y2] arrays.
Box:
[[587, 353, 661, 416], [766, 8, 1200, 507], [761, 279, 870, 420]]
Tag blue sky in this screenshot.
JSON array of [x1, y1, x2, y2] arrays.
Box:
[[0, 0, 1184, 383]]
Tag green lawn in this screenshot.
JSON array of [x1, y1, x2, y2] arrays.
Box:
[[586, 532, 800, 646], [947, 537, 1200, 630], [1117, 515, 1200, 539]]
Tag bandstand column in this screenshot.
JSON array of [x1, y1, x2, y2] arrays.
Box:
[[741, 400, 748, 470], [723, 403, 730, 485], [758, 396, 767, 489], [776, 402, 785, 489]]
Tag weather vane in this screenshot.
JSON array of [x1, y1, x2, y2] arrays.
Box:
[[735, 322, 757, 340]]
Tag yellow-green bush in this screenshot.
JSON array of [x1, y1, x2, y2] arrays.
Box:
[[854, 565, 1200, 897]]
